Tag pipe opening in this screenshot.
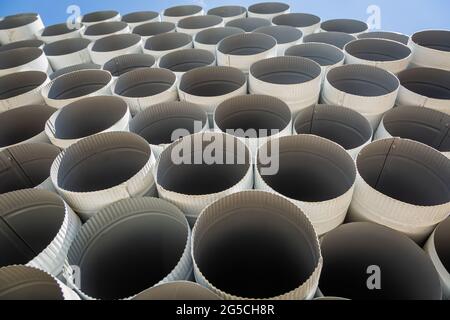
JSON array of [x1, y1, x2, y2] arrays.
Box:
[[57, 132, 151, 192], [207, 6, 246, 18], [357, 138, 450, 206], [46, 70, 111, 100], [215, 95, 291, 138], [345, 39, 411, 62], [178, 15, 223, 30], [103, 54, 155, 77], [295, 105, 372, 150], [0, 105, 54, 147], [272, 13, 320, 28], [68, 198, 188, 300], [82, 10, 119, 24], [304, 32, 356, 50], [133, 282, 219, 300], [0, 190, 65, 267], [164, 5, 203, 18], [225, 17, 271, 32], [248, 2, 290, 15], [398, 68, 450, 100], [91, 34, 140, 52], [320, 222, 443, 300], [114, 68, 176, 98], [133, 22, 175, 38], [41, 23, 77, 37], [250, 56, 321, 85], [380, 106, 450, 153], [130, 101, 207, 145], [44, 38, 90, 56], [50, 63, 100, 80], [285, 43, 344, 67], [144, 32, 192, 51], [0, 40, 44, 52], [195, 27, 244, 45], [218, 33, 276, 56], [179, 66, 246, 97], [321, 19, 368, 34], [326, 65, 399, 97], [0, 71, 47, 100], [358, 31, 409, 45], [157, 133, 251, 195], [411, 30, 450, 52], [257, 135, 356, 202], [84, 21, 128, 37], [254, 25, 303, 44], [193, 191, 320, 299], [122, 11, 159, 24], [159, 49, 215, 73], [0, 15, 38, 30], [52, 96, 128, 140], [0, 47, 42, 70], [0, 143, 60, 194], [434, 218, 450, 274]]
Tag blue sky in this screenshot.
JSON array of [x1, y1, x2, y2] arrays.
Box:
[[0, 0, 449, 35]]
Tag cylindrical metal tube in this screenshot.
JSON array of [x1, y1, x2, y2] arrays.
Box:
[[102, 53, 156, 78], [65, 197, 192, 300], [0, 265, 79, 300], [409, 30, 450, 71], [158, 48, 216, 79], [344, 38, 412, 74], [81, 10, 121, 26], [253, 25, 303, 55], [112, 68, 178, 115], [36, 23, 84, 44], [129, 101, 208, 157], [396, 68, 450, 115], [0, 39, 45, 52], [143, 32, 193, 60], [0, 71, 49, 112], [133, 281, 220, 300], [42, 69, 113, 109], [217, 33, 277, 73], [255, 135, 356, 235], [45, 96, 130, 149], [0, 143, 60, 194], [304, 31, 356, 50], [133, 21, 176, 41], [176, 15, 224, 36], [122, 11, 160, 29], [357, 31, 409, 45], [225, 17, 271, 32], [320, 19, 369, 36], [0, 13, 44, 44], [320, 222, 443, 300], [0, 189, 81, 276], [88, 33, 142, 65], [272, 13, 321, 36], [321, 64, 400, 128], [82, 21, 130, 41], [348, 138, 450, 242], [49, 63, 101, 80], [249, 56, 322, 115], [0, 104, 55, 150], [207, 6, 247, 24], [375, 106, 450, 159], [192, 190, 322, 300], [194, 27, 245, 54], [424, 218, 450, 299], [214, 94, 292, 155], [155, 132, 253, 224], [0, 47, 49, 76], [294, 105, 373, 159], [51, 132, 156, 220], [44, 38, 92, 71], [247, 2, 291, 20], [162, 5, 204, 24]]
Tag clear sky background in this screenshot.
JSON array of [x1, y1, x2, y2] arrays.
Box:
[[0, 0, 449, 35]]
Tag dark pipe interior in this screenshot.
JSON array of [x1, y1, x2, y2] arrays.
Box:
[[122, 11, 159, 23], [250, 57, 321, 85], [434, 217, 450, 273], [57, 133, 151, 192], [41, 23, 76, 36], [54, 97, 127, 139], [207, 6, 246, 18], [195, 205, 318, 298], [257, 136, 356, 201], [159, 49, 215, 73], [398, 68, 450, 100], [295, 105, 372, 150], [272, 13, 321, 28], [320, 222, 443, 300], [358, 31, 409, 45], [133, 22, 175, 37], [0, 272, 63, 300], [73, 212, 188, 300], [44, 38, 90, 56], [225, 17, 271, 32], [0, 191, 65, 267], [304, 32, 356, 50], [84, 21, 127, 36], [82, 10, 119, 24], [164, 5, 203, 17], [0, 47, 42, 70], [346, 39, 411, 61], [145, 32, 192, 51], [114, 69, 175, 97], [248, 2, 290, 14], [0, 71, 47, 99], [285, 43, 344, 66], [0, 15, 38, 30], [158, 136, 250, 195], [195, 27, 244, 45], [0, 40, 44, 53], [321, 19, 368, 34], [0, 105, 54, 147], [177, 15, 223, 29], [47, 70, 111, 100], [50, 63, 100, 80], [92, 34, 140, 52], [327, 65, 399, 97], [357, 139, 450, 206], [103, 54, 155, 77], [0, 143, 60, 194], [382, 107, 450, 152], [254, 25, 303, 44], [412, 30, 450, 52], [218, 33, 276, 56]]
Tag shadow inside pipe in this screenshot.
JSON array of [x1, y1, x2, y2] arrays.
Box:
[[103, 54, 155, 77], [159, 49, 215, 73], [207, 6, 247, 18], [304, 32, 356, 50], [285, 43, 344, 67], [225, 17, 271, 32], [398, 68, 450, 99], [82, 11, 119, 24], [0, 40, 44, 53], [0, 15, 38, 30], [321, 19, 368, 34], [114, 69, 175, 97], [84, 21, 127, 37], [178, 15, 223, 30], [144, 32, 192, 51], [0, 71, 47, 99], [44, 38, 90, 56], [346, 39, 411, 62], [0, 47, 42, 70], [195, 27, 244, 45], [254, 25, 303, 45], [92, 34, 140, 53], [164, 5, 203, 17], [412, 30, 450, 52], [41, 23, 77, 37], [133, 22, 175, 38], [248, 2, 290, 15], [272, 13, 320, 28], [358, 31, 409, 45], [122, 11, 159, 24]]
